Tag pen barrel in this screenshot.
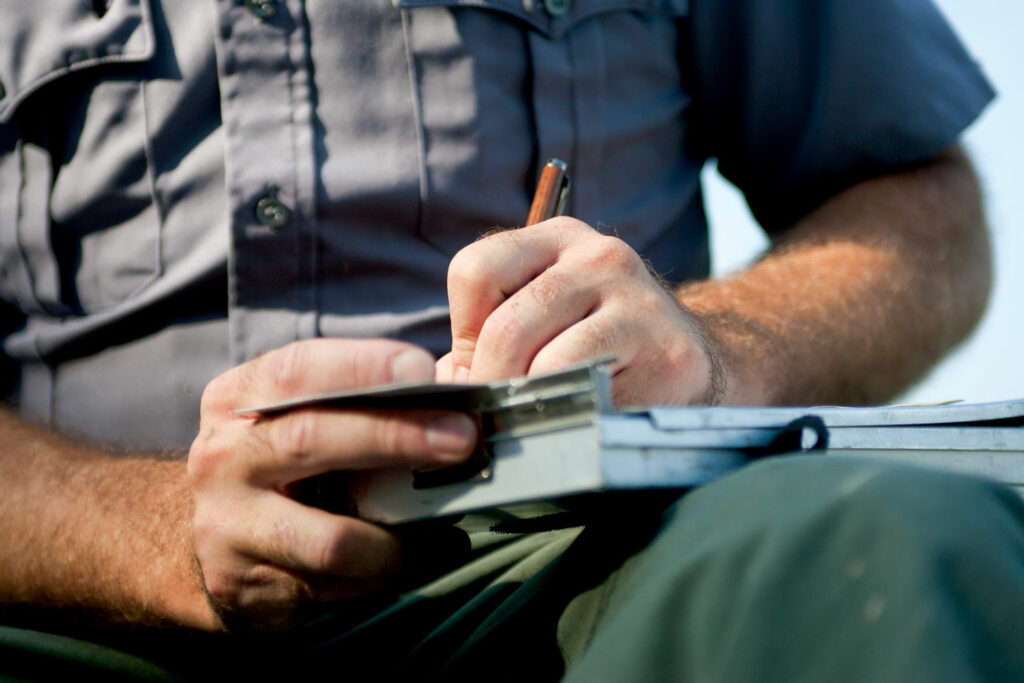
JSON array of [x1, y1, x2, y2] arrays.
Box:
[[526, 159, 569, 226]]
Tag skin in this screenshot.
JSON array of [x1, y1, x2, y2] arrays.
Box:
[[0, 146, 990, 631], [441, 146, 990, 408], [0, 340, 479, 631]]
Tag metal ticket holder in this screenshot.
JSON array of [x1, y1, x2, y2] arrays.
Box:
[[245, 358, 1024, 525]]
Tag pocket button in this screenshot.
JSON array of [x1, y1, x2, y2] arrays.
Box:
[[244, 0, 278, 20], [255, 195, 292, 230], [543, 0, 569, 16]]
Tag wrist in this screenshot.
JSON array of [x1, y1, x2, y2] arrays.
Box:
[[677, 289, 777, 406]]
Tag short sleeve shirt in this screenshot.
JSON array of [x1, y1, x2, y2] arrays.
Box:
[[0, 0, 993, 448]]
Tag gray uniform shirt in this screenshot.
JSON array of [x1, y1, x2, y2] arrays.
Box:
[[0, 0, 993, 448]]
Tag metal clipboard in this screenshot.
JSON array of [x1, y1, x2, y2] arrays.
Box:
[[243, 358, 1024, 524]]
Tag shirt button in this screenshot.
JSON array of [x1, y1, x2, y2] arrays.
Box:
[[244, 0, 277, 20], [255, 194, 292, 230], [544, 0, 569, 16]]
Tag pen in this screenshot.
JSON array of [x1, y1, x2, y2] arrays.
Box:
[[525, 158, 571, 226]]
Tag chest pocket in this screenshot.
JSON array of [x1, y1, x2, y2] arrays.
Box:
[[394, 0, 695, 260], [0, 0, 158, 316]]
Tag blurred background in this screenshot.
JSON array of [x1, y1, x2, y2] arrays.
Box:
[[704, 0, 1023, 404]]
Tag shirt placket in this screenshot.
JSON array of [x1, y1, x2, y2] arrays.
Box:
[[212, 0, 318, 364]]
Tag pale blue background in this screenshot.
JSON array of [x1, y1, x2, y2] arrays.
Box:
[[704, 0, 1023, 404]]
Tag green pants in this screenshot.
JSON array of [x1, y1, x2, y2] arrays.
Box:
[[4, 456, 1024, 681]]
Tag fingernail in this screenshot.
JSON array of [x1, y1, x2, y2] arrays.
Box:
[[453, 365, 471, 384], [391, 349, 434, 383], [426, 414, 477, 458]]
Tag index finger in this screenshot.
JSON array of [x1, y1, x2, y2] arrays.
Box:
[[445, 219, 591, 379], [208, 338, 436, 415], [248, 407, 479, 481]]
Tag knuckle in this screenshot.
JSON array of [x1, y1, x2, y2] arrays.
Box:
[[185, 443, 213, 483], [314, 525, 354, 573], [447, 334, 479, 362], [187, 429, 232, 485], [271, 411, 319, 461], [479, 309, 527, 349], [265, 342, 307, 397], [529, 271, 571, 312], [198, 369, 239, 416], [634, 285, 671, 315], [330, 342, 389, 390], [372, 415, 417, 458], [551, 216, 592, 235], [447, 248, 493, 291], [591, 235, 642, 274]]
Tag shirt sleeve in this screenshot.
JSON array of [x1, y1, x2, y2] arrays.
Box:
[[683, 0, 995, 233]]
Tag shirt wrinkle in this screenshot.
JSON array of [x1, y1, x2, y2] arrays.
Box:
[[0, 0, 994, 447]]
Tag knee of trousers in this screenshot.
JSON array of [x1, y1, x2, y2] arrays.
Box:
[[685, 453, 1017, 534], [650, 454, 1024, 587], [565, 456, 1024, 681]]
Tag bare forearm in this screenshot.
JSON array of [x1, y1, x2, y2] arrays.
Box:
[[682, 146, 991, 405], [0, 410, 218, 630], [0, 340, 476, 634]]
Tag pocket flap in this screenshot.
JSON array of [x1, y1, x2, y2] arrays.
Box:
[[0, 0, 156, 124], [393, 0, 660, 39]]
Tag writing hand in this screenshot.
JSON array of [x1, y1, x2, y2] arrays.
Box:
[[188, 339, 477, 629], [439, 219, 722, 406]]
